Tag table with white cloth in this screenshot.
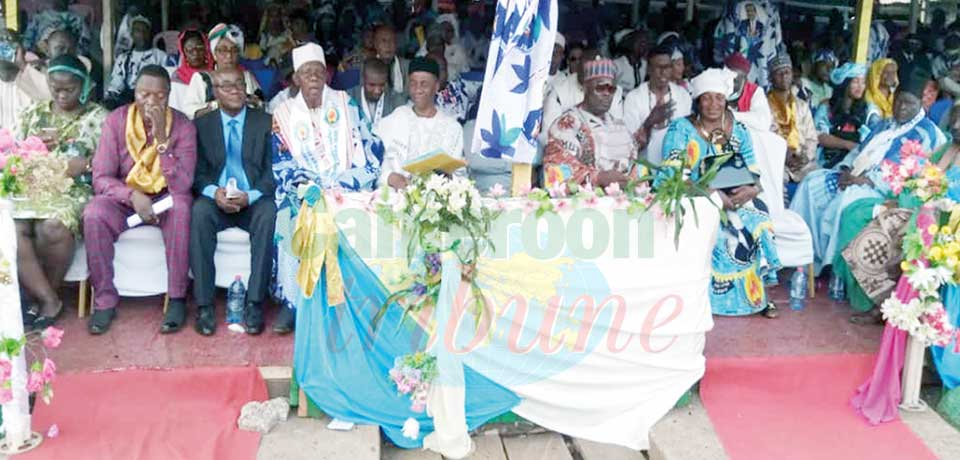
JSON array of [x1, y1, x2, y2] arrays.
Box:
[[293, 192, 720, 455], [0, 200, 31, 448]]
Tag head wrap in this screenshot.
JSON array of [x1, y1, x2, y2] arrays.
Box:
[[656, 31, 680, 45], [0, 29, 18, 63], [208, 23, 244, 55], [292, 43, 326, 71], [899, 62, 933, 99], [130, 15, 151, 30], [768, 53, 792, 74], [613, 29, 634, 47], [830, 62, 867, 86], [691, 68, 737, 99], [866, 58, 897, 118], [175, 29, 213, 84], [46, 54, 92, 104], [813, 49, 838, 65], [555, 33, 566, 49], [409, 57, 440, 78], [723, 53, 750, 74]]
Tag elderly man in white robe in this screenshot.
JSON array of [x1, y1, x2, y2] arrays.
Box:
[[270, 43, 383, 333], [624, 42, 693, 164], [375, 57, 464, 190]]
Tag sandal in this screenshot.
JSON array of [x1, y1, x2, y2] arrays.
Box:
[[762, 302, 780, 319], [850, 308, 884, 326], [88, 308, 117, 335], [22, 303, 39, 328], [32, 300, 64, 330]]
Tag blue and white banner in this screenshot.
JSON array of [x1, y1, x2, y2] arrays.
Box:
[[471, 0, 557, 164]]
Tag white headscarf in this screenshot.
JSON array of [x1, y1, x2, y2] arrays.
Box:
[[691, 68, 737, 99], [293, 43, 326, 71]]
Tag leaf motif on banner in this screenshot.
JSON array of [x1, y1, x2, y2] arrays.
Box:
[[480, 111, 522, 159], [510, 56, 532, 94], [523, 109, 541, 140]]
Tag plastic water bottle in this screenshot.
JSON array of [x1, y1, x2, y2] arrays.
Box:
[[789, 267, 807, 311], [829, 272, 846, 302], [226, 275, 246, 326]]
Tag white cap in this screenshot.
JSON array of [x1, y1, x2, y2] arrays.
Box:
[[690, 68, 737, 99], [293, 43, 326, 71], [555, 33, 566, 49]]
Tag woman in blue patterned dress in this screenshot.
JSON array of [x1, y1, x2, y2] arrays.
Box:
[[660, 68, 781, 317]]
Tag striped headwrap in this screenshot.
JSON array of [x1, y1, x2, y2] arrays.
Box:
[[582, 57, 616, 82], [208, 23, 244, 55]]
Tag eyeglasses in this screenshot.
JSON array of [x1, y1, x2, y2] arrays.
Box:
[[592, 83, 616, 95], [213, 81, 245, 91]]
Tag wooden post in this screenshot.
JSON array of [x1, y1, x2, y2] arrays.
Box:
[[3, 0, 17, 31], [511, 163, 532, 197], [297, 388, 308, 417], [909, 0, 921, 34], [851, 0, 875, 64], [161, 0, 169, 32], [102, 0, 114, 91]]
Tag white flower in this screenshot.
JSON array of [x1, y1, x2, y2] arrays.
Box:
[[908, 266, 947, 293], [402, 417, 420, 440], [448, 192, 468, 214], [489, 182, 506, 198], [425, 174, 447, 193], [387, 191, 408, 214]]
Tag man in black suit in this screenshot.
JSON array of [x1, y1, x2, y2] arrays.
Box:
[[348, 58, 408, 136], [190, 67, 276, 336]]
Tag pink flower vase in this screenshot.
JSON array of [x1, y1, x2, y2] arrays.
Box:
[[850, 277, 918, 424]]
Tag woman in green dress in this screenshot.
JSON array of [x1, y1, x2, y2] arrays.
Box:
[[15, 54, 106, 328]]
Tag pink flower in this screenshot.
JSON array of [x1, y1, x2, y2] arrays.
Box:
[[901, 156, 919, 176], [488, 183, 506, 198], [42, 327, 64, 349], [27, 371, 43, 393], [0, 388, 12, 404], [900, 139, 926, 158], [494, 201, 508, 211], [518, 184, 532, 196], [9, 164, 17, 175], [47, 424, 59, 438], [555, 200, 570, 212], [583, 194, 599, 207], [634, 183, 651, 196], [42, 358, 56, 383], [0, 155, 7, 169], [0, 359, 11, 381], [331, 189, 345, 206], [410, 400, 426, 413], [522, 200, 537, 215], [0, 128, 15, 152], [547, 181, 567, 198], [20, 136, 47, 155], [604, 182, 623, 197]]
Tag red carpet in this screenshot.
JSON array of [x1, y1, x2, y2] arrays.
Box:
[[701, 354, 936, 460], [20, 367, 267, 460]]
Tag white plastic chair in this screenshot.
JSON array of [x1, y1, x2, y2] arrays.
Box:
[[748, 129, 816, 296], [76, 226, 169, 317], [205, 227, 252, 289]]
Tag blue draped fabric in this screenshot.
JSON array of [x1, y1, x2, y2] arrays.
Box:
[[293, 233, 520, 448]]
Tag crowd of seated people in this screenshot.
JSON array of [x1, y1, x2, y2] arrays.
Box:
[[4, 0, 960, 354]]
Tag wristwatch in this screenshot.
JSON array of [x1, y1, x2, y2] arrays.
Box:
[[156, 142, 168, 154]]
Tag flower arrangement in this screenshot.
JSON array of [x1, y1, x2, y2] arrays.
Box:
[[0, 129, 73, 201], [0, 326, 63, 406], [374, 174, 499, 323], [880, 139, 947, 201], [879, 203, 960, 346], [637, 139, 727, 248], [388, 352, 437, 413]]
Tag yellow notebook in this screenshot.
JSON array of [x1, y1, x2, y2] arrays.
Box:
[[402, 149, 467, 175]]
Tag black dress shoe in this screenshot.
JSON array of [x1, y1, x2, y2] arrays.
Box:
[[160, 298, 188, 334], [195, 305, 216, 336], [88, 308, 117, 335], [244, 302, 265, 335], [273, 306, 295, 335]]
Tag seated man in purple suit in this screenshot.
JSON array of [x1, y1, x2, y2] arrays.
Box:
[[84, 65, 197, 335]]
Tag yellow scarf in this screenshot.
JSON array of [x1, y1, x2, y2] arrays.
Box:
[[291, 186, 344, 306], [767, 90, 801, 151], [124, 104, 172, 194], [866, 58, 896, 119]]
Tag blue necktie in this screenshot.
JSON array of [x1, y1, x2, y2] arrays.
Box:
[[225, 119, 248, 190]]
